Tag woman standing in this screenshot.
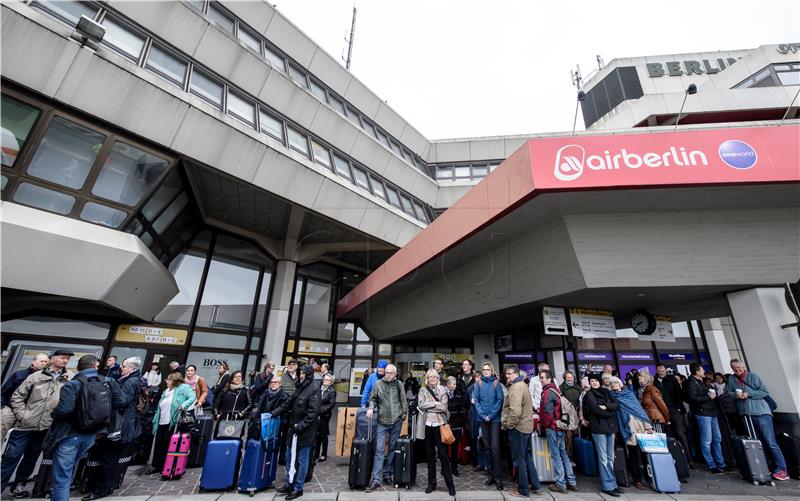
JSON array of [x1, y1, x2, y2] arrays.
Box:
[[610, 376, 652, 491], [582, 374, 621, 497], [184, 364, 209, 415], [143, 362, 162, 389], [148, 373, 196, 474], [640, 372, 670, 427], [317, 373, 336, 462], [474, 362, 505, 491], [211, 362, 231, 397], [213, 370, 251, 420], [445, 376, 468, 476], [416, 369, 456, 496]]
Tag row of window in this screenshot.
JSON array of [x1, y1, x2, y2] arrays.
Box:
[[181, 0, 429, 175], [28, 0, 432, 224], [734, 63, 800, 89], [435, 162, 501, 181]]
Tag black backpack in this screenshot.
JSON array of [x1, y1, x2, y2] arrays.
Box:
[[74, 375, 113, 432]]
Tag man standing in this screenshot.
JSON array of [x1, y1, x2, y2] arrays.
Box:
[[528, 362, 549, 412], [360, 360, 387, 407], [458, 360, 475, 393], [251, 361, 276, 400], [1, 353, 49, 441], [282, 359, 299, 396], [474, 362, 505, 490], [45, 354, 123, 501], [602, 364, 616, 377], [559, 371, 581, 457], [2, 350, 72, 497], [501, 367, 541, 497], [99, 356, 122, 381], [433, 358, 446, 382], [726, 359, 789, 481], [365, 364, 408, 492], [168, 360, 186, 376], [685, 363, 726, 474], [539, 370, 578, 494], [653, 363, 693, 467]]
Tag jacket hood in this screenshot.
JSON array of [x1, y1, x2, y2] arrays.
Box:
[[481, 375, 496, 383]]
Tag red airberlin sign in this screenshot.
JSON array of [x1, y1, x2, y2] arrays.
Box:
[[531, 125, 799, 189]]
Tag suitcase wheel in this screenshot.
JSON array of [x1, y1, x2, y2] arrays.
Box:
[[249, 492, 255, 497]]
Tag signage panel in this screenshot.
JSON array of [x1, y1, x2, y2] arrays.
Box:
[[569, 308, 616, 338], [577, 352, 613, 361], [543, 306, 568, 335], [653, 316, 676, 342], [618, 352, 654, 361], [115, 325, 188, 346]]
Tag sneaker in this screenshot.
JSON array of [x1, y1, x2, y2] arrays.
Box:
[[772, 470, 790, 481], [364, 482, 381, 493], [567, 484, 578, 492], [710, 468, 725, 475], [12, 484, 29, 499], [548, 484, 567, 494], [276, 484, 291, 495]]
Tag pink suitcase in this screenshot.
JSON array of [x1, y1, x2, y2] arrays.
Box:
[[162, 432, 191, 480]]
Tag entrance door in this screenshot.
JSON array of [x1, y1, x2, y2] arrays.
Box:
[[107, 345, 183, 375]]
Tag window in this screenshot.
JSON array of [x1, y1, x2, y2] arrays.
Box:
[[253, 270, 273, 332], [455, 166, 471, 178], [385, 186, 401, 207], [14, 182, 75, 215], [101, 17, 145, 60], [237, 27, 262, 53], [399, 194, 415, 215], [401, 149, 414, 164], [146, 45, 187, 86], [287, 126, 309, 157], [207, 3, 234, 35], [92, 141, 168, 206], [472, 165, 489, 177], [1, 176, 8, 191], [332, 154, 352, 181], [1, 95, 41, 167], [288, 64, 308, 88], [288, 279, 304, 336], [437, 167, 453, 179], [363, 121, 378, 139], [152, 191, 188, 234], [184, 0, 206, 12], [2, 316, 109, 340], [299, 279, 333, 340], [142, 170, 182, 220], [311, 140, 331, 169], [35, 0, 97, 24], [191, 331, 248, 350], [190, 69, 223, 108], [196, 256, 259, 331], [377, 132, 391, 148], [329, 96, 346, 115], [345, 106, 361, 127], [186, 351, 243, 382], [27, 116, 105, 190], [412, 201, 428, 222], [80, 202, 127, 228], [264, 45, 285, 71], [370, 176, 386, 199], [390, 141, 403, 156], [155, 249, 207, 324], [778, 69, 800, 85], [259, 109, 284, 142], [227, 91, 255, 125], [352, 167, 370, 191], [308, 79, 327, 102]]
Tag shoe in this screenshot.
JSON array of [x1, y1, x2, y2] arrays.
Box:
[[276, 484, 291, 495], [496, 483, 504, 491], [613, 488, 625, 494], [318, 456, 326, 462], [689, 462, 697, 470], [508, 490, 528, 497], [383, 476, 394, 485], [448, 487, 456, 496], [566, 484, 578, 491], [451, 468, 460, 477], [143, 467, 159, 475], [365, 482, 381, 493], [549, 484, 567, 494], [286, 490, 303, 500], [710, 468, 725, 475], [475, 465, 485, 472], [81, 493, 108, 501], [425, 485, 436, 494], [484, 478, 496, 486], [530, 489, 541, 495], [634, 481, 645, 490], [602, 489, 620, 497], [772, 470, 790, 481], [12, 485, 29, 499]]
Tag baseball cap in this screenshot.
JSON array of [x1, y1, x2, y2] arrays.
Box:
[[52, 349, 75, 357]]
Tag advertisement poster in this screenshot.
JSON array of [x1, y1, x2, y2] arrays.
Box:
[[349, 367, 368, 397]]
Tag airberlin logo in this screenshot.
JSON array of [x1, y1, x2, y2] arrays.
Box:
[[554, 143, 712, 181]]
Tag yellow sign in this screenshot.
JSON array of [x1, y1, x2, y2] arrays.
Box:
[[115, 325, 188, 346], [297, 340, 333, 356]]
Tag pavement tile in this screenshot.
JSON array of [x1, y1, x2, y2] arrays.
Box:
[[149, 495, 221, 501], [400, 491, 457, 501], [599, 494, 672, 500], [456, 490, 504, 501], [339, 491, 400, 501], [218, 492, 277, 501]]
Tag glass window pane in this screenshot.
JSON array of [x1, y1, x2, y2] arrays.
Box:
[[155, 250, 206, 324], [377, 132, 391, 148], [335, 343, 352, 356], [101, 17, 145, 60], [207, 4, 234, 34], [355, 344, 372, 357], [191, 331, 247, 350], [185, 0, 205, 12], [254, 270, 273, 332], [264, 45, 285, 71], [299, 279, 332, 340], [333, 359, 351, 402], [311, 140, 331, 169], [308, 79, 327, 102], [385, 186, 401, 207], [36, 0, 97, 24], [14, 182, 75, 215], [412, 202, 427, 222], [92, 141, 169, 206], [399, 194, 414, 215], [27, 116, 105, 189], [401, 149, 413, 163], [437, 167, 453, 179], [472, 165, 489, 177], [289, 279, 303, 336], [80, 202, 127, 228], [287, 127, 309, 156], [259, 109, 284, 142], [352, 167, 370, 190], [378, 344, 392, 356], [146, 45, 187, 85], [455, 166, 471, 178], [227, 91, 255, 125], [152, 191, 188, 234], [288, 64, 308, 88], [390, 141, 402, 156], [190, 69, 223, 107], [1, 175, 8, 191], [332, 154, 352, 181], [778, 70, 800, 86], [237, 27, 261, 53], [142, 169, 182, 220], [186, 351, 243, 382], [363, 121, 377, 139], [1, 95, 41, 167], [337, 322, 355, 341], [251, 336, 260, 350], [329, 96, 345, 115], [2, 316, 109, 339], [370, 177, 386, 199], [345, 107, 361, 127]]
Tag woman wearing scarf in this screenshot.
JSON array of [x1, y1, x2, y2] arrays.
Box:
[[416, 369, 455, 496], [213, 370, 251, 420], [582, 373, 621, 497], [610, 376, 652, 490], [184, 364, 209, 415], [249, 375, 290, 441]]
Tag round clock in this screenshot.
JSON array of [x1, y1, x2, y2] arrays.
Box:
[[631, 310, 657, 335]]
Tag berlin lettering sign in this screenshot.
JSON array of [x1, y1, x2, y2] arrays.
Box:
[[646, 58, 739, 78]]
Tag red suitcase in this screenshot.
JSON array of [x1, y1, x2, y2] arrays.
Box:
[[162, 431, 191, 480]]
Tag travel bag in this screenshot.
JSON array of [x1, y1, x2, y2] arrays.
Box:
[[734, 415, 774, 486], [238, 437, 279, 496], [394, 415, 417, 488], [31, 453, 54, 498], [654, 423, 689, 483], [200, 438, 242, 491], [574, 436, 597, 476], [188, 414, 215, 468], [531, 422, 555, 483], [777, 431, 800, 479], [348, 416, 374, 489], [614, 446, 629, 487], [644, 451, 681, 493], [162, 416, 191, 480], [355, 407, 378, 441]]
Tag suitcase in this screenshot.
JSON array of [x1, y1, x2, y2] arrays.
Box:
[[574, 436, 597, 476], [734, 415, 774, 486], [74, 446, 103, 493], [614, 446, 629, 487], [655, 423, 690, 483], [189, 414, 214, 467], [355, 408, 377, 441], [349, 435, 374, 489], [200, 438, 241, 490], [777, 431, 800, 479], [132, 428, 154, 465], [162, 431, 191, 480], [394, 415, 416, 488], [457, 429, 471, 465], [238, 438, 279, 496], [531, 432, 556, 483], [31, 453, 53, 498], [644, 452, 681, 493]]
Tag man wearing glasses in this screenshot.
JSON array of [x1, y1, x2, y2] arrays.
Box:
[[365, 364, 408, 492]]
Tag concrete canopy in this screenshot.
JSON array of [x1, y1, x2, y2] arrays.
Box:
[[337, 123, 800, 341]]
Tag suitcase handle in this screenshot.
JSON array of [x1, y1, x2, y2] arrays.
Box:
[[743, 413, 757, 440]]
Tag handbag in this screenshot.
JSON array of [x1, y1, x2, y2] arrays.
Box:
[[176, 408, 197, 433], [217, 418, 245, 438], [742, 380, 778, 411], [439, 423, 456, 445]]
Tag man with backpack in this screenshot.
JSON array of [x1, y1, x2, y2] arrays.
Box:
[[44, 354, 123, 501], [539, 370, 578, 494]]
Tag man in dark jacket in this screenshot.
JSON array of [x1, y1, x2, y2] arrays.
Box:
[[685, 363, 726, 474], [559, 371, 581, 457], [84, 357, 144, 500], [277, 364, 320, 500], [365, 363, 407, 491], [99, 356, 122, 381], [46, 354, 123, 501], [250, 361, 276, 401], [654, 363, 693, 467]]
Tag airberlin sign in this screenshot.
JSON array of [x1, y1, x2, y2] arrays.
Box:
[[532, 125, 799, 190]]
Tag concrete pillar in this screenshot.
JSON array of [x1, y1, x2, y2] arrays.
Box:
[[473, 334, 499, 373], [262, 260, 297, 365], [700, 318, 732, 373], [727, 288, 800, 435]]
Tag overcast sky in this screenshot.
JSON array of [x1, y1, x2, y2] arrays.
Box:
[[275, 0, 799, 140]]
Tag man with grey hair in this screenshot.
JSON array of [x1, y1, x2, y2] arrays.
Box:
[[365, 363, 408, 492], [1, 353, 50, 441]]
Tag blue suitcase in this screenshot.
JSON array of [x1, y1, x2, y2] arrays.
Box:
[[200, 439, 241, 491], [645, 452, 681, 493], [238, 438, 280, 496], [574, 436, 597, 476]]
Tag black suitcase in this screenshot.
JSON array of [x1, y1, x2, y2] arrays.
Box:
[[31, 453, 54, 498], [777, 431, 800, 479], [394, 415, 416, 489], [189, 414, 215, 467], [348, 438, 374, 489], [734, 415, 774, 486], [614, 446, 629, 487]]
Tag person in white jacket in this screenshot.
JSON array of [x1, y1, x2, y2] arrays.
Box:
[[528, 362, 550, 412], [143, 362, 162, 389]]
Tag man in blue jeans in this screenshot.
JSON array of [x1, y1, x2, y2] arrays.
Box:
[[726, 359, 789, 481], [44, 354, 122, 501], [501, 366, 541, 497], [277, 364, 320, 500], [685, 363, 726, 474], [365, 364, 407, 492], [538, 370, 578, 494]]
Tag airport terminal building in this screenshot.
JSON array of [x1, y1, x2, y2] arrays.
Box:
[[1, 1, 798, 434]]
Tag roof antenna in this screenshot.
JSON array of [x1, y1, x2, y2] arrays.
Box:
[[596, 54, 604, 70], [343, 5, 357, 70]]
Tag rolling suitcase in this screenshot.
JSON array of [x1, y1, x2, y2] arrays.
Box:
[[734, 415, 774, 486], [162, 426, 191, 480], [574, 436, 597, 476], [644, 452, 681, 493], [200, 438, 241, 491], [348, 417, 374, 489], [238, 438, 279, 496], [188, 414, 214, 467], [655, 423, 689, 483], [777, 431, 800, 479], [531, 431, 556, 483], [614, 446, 629, 487], [394, 415, 416, 488], [31, 453, 54, 498], [355, 408, 377, 441]]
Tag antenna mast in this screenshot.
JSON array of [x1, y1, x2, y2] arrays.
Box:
[[344, 6, 357, 70]]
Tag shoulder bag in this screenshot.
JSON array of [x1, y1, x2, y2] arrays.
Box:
[[426, 387, 455, 444]]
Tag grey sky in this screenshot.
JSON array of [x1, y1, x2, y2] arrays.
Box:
[[275, 0, 799, 140]]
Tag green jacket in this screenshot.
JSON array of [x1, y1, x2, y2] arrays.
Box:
[[368, 377, 408, 426], [152, 384, 196, 433], [560, 381, 581, 409]]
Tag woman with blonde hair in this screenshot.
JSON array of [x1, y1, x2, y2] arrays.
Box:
[[416, 369, 456, 496], [639, 371, 670, 426]]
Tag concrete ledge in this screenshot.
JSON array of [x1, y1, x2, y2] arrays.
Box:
[[399, 491, 456, 501], [149, 495, 221, 501], [339, 491, 399, 501], [599, 493, 673, 500], [218, 493, 276, 501], [457, 491, 504, 501]]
